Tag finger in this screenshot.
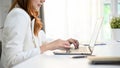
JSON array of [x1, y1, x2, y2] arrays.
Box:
[[64, 41, 71, 48], [72, 40, 79, 49], [64, 45, 71, 48], [67, 39, 79, 49], [67, 38, 74, 44], [75, 40, 79, 46], [64, 41, 71, 46]]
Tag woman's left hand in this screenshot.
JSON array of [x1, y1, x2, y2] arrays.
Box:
[[67, 38, 79, 49]]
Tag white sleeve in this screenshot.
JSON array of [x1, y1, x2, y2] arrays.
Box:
[[2, 10, 40, 67], [38, 30, 54, 45]]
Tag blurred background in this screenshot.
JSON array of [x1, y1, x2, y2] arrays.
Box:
[[0, 0, 120, 43]]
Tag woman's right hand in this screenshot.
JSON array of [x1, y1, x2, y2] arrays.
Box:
[[40, 39, 71, 53]]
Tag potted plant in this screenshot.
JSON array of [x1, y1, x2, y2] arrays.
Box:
[[110, 16, 120, 41]]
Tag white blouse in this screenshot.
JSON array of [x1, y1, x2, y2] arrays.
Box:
[[1, 8, 50, 68]]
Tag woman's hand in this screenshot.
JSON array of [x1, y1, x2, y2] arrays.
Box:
[[40, 39, 71, 53], [67, 38, 79, 49]]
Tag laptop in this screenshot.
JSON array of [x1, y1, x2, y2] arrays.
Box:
[[53, 17, 103, 55]]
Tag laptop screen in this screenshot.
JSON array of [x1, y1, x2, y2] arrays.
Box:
[[89, 17, 103, 53]]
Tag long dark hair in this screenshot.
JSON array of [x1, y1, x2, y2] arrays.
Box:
[[9, 0, 42, 36]]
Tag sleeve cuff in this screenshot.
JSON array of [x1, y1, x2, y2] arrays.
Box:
[[34, 47, 41, 55]]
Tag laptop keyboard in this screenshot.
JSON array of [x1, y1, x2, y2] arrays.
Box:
[[53, 46, 92, 55], [70, 46, 91, 53]]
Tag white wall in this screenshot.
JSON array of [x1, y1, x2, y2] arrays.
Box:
[[0, 1, 11, 68], [0, 0, 11, 41], [44, 0, 104, 42], [111, 0, 118, 17]]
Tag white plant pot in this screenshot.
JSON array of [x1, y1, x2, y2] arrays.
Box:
[[111, 29, 120, 41]]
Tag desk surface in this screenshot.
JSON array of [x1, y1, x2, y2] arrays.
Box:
[[12, 55, 120, 68], [12, 44, 120, 68]]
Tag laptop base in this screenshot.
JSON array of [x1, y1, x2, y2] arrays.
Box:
[[53, 52, 91, 55]]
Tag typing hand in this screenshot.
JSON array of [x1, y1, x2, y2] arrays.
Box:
[[67, 38, 79, 49]]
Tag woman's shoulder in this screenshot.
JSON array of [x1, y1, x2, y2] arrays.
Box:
[[8, 8, 30, 20], [4, 8, 31, 27]]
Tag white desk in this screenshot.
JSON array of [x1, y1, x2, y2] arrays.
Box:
[[12, 44, 120, 68]]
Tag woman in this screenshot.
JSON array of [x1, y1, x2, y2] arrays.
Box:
[[1, 0, 79, 68]]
